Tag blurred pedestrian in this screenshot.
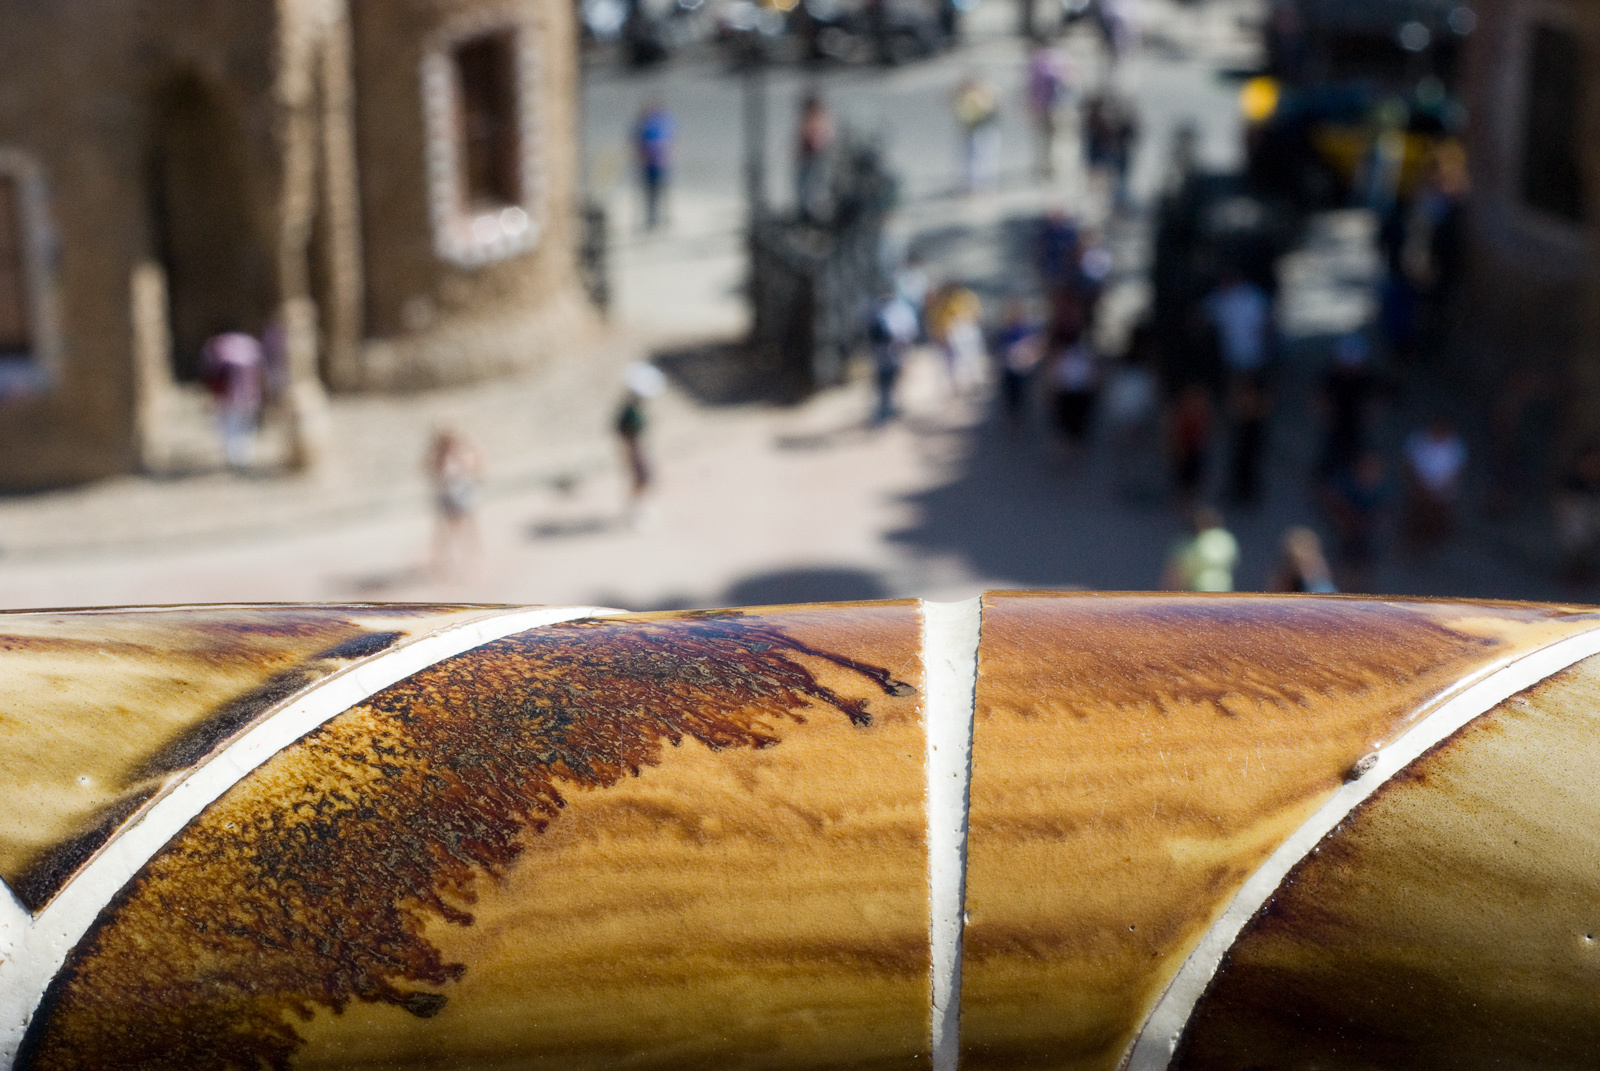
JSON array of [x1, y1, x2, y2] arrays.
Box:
[[1162, 505, 1238, 592], [1084, 91, 1139, 212], [1083, 92, 1114, 192], [1321, 450, 1390, 593], [953, 75, 1001, 193], [1077, 229, 1114, 299], [995, 300, 1042, 428], [1045, 272, 1090, 353], [1402, 416, 1466, 553], [1169, 381, 1213, 505], [870, 295, 918, 425], [1205, 267, 1272, 385], [1107, 97, 1140, 212], [928, 282, 986, 394], [1554, 442, 1600, 582], [1269, 526, 1338, 593], [428, 428, 483, 579], [1098, 0, 1141, 59], [896, 252, 932, 334], [1048, 332, 1099, 450], [1229, 374, 1270, 504], [1036, 209, 1080, 295], [1025, 43, 1073, 179], [1103, 323, 1160, 494], [795, 90, 835, 223], [617, 362, 666, 525], [634, 98, 675, 231], [1404, 141, 1469, 360], [201, 330, 264, 472], [1319, 332, 1376, 477]]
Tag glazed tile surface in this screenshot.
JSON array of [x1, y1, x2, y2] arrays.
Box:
[[18, 604, 928, 1071], [960, 592, 1600, 1071], [1175, 650, 1600, 1070], [0, 604, 507, 910], [8, 594, 1600, 1071]]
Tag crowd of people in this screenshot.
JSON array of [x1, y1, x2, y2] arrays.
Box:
[[857, 140, 1492, 597]]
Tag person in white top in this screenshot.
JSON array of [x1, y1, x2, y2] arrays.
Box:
[[1204, 270, 1272, 380], [1402, 416, 1466, 552]]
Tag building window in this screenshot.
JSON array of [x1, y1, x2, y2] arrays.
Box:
[[423, 20, 543, 267], [0, 150, 55, 396], [1521, 24, 1585, 223], [0, 175, 29, 359], [455, 32, 520, 209]]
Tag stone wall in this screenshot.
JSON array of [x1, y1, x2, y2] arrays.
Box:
[[0, 0, 590, 488], [1461, 0, 1598, 388], [0, 3, 146, 486], [349, 0, 594, 391]]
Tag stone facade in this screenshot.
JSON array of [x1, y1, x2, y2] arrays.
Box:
[[0, 0, 591, 488]]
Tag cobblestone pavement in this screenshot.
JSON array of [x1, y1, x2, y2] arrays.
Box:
[[0, 0, 1586, 611]]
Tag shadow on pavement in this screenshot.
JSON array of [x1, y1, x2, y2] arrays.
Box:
[[721, 566, 892, 607], [654, 340, 805, 407], [909, 215, 1043, 305], [336, 564, 432, 598], [887, 413, 1180, 591], [588, 566, 892, 614], [525, 516, 621, 540]]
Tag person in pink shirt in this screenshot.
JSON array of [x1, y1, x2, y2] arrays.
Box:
[[201, 331, 264, 471]]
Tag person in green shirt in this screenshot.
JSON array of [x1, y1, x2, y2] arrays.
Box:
[[1163, 505, 1240, 592]]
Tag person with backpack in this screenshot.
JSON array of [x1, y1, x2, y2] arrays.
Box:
[[617, 362, 667, 526], [870, 295, 919, 426]]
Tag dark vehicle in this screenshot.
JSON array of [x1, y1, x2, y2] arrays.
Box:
[[718, 0, 948, 65], [1247, 0, 1474, 208], [1270, 0, 1477, 87], [1246, 78, 1464, 208]]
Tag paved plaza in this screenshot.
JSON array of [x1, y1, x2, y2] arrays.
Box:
[[0, 0, 1584, 611]]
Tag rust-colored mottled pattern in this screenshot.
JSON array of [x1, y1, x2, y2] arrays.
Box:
[[21, 604, 928, 1071], [1176, 651, 1600, 1070], [961, 592, 1599, 1071], [0, 604, 504, 910]]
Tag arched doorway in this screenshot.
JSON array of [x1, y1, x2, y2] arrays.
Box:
[[148, 73, 272, 382]]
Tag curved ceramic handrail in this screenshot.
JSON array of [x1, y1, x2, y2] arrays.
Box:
[[2, 594, 1598, 1071], [0, 605, 623, 1066], [1124, 622, 1600, 1070]]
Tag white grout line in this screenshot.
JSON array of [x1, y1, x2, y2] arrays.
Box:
[[0, 887, 22, 968], [1123, 623, 1600, 1071], [922, 597, 981, 1071], [0, 604, 622, 1069]]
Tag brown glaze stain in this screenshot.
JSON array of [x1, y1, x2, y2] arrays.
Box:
[[21, 604, 928, 1071], [0, 605, 504, 909], [960, 592, 1600, 1071], [1176, 651, 1600, 1070]]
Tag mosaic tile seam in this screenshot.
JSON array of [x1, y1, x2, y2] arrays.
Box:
[[1, 595, 1598, 1070]]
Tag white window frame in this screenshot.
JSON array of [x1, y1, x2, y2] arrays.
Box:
[[0, 148, 59, 396], [421, 13, 546, 268]]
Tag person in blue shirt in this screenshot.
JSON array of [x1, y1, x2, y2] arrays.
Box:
[[634, 99, 675, 231]]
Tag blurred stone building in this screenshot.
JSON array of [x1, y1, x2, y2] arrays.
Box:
[[1460, 0, 1599, 433], [0, 0, 590, 486]]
